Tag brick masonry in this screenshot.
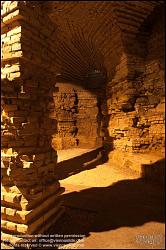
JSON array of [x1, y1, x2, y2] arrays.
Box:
[[51, 83, 103, 150], [103, 4, 165, 175], [1, 1, 64, 247], [1, 1, 165, 248]]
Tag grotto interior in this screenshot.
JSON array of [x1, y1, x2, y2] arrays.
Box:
[[1, 1, 165, 249]]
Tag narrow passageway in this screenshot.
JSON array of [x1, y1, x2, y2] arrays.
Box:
[[1, 1, 165, 249]]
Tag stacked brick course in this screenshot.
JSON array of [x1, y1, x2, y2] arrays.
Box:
[[51, 83, 102, 150], [1, 1, 64, 247], [104, 5, 165, 173], [1, 1, 165, 247], [76, 86, 102, 148], [51, 83, 78, 149]]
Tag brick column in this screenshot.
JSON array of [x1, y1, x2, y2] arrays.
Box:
[[1, 1, 64, 247], [52, 83, 78, 150], [76, 87, 102, 148]]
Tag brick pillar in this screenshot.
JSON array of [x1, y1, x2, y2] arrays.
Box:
[[52, 83, 78, 150], [1, 1, 64, 247], [76, 87, 102, 148]]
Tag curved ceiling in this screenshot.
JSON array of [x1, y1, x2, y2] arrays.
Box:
[[39, 1, 163, 83]]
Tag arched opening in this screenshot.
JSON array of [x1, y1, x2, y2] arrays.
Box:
[[51, 70, 107, 149]]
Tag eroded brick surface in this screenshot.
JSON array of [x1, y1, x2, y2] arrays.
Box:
[[1, 1, 64, 247], [1, 1, 165, 248]]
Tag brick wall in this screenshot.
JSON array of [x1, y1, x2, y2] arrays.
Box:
[[51, 83, 103, 150], [104, 5, 165, 174], [1, 1, 64, 246]]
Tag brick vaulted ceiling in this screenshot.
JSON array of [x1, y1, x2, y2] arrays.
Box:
[[39, 1, 164, 83]]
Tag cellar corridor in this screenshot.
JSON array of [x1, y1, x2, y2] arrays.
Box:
[[1, 1, 165, 249]]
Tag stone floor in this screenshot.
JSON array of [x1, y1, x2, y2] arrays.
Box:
[[57, 148, 100, 163], [48, 149, 165, 249]]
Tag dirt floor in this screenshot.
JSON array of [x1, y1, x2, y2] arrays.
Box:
[[48, 151, 165, 249]]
